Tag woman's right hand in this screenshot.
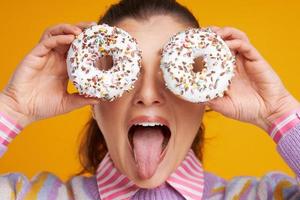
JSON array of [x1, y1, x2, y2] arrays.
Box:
[[0, 22, 100, 127]]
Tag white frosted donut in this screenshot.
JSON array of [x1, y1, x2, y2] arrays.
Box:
[[67, 24, 142, 101], [160, 28, 236, 103]]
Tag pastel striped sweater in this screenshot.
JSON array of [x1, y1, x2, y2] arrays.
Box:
[[0, 108, 300, 199]]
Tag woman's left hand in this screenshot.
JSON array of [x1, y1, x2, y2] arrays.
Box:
[[205, 26, 300, 132]]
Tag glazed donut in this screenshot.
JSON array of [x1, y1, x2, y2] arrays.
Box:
[[160, 28, 236, 103], [67, 24, 142, 101]]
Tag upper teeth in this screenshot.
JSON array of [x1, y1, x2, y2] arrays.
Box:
[[134, 122, 164, 127]]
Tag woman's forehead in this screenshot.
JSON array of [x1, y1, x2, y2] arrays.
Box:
[[116, 15, 189, 51]]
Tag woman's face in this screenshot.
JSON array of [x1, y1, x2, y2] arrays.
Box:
[[93, 15, 205, 188]]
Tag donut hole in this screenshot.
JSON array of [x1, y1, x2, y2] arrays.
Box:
[[95, 55, 113, 71], [192, 56, 205, 73]]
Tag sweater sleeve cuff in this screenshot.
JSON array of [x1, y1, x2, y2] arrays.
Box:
[[0, 111, 23, 147], [268, 107, 300, 144], [277, 123, 300, 178]]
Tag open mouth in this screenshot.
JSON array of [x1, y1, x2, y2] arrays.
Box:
[[128, 124, 171, 156], [127, 121, 172, 179]]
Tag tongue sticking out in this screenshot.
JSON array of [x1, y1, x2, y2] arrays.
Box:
[[132, 126, 164, 179]]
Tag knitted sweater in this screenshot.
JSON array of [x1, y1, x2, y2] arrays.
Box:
[[0, 109, 300, 199]]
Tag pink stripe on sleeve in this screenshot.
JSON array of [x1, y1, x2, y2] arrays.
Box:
[[0, 111, 23, 130], [0, 137, 9, 146], [268, 107, 300, 143], [0, 123, 18, 138], [0, 111, 22, 147], [273, 118, 300, 143]]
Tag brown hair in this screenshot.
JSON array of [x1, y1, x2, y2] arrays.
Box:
[[76, 0, 206, 176]]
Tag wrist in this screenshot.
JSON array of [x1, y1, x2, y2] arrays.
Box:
[[258, 96, 300, 133], [0, 92, 32, 128]]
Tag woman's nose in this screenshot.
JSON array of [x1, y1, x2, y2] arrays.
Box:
[[132, 64, 166, 107]]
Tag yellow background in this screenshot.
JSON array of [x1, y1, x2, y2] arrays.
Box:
[[1, 0, 300, 181]]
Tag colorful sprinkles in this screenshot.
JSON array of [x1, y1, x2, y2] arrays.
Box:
[[160, 28, 236, 103], [66, 24, 142, 101]]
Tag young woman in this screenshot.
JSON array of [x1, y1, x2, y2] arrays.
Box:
[[0, 0, 300, 199]]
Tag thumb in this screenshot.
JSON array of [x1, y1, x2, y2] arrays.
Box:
[[205, 95, 228, 111], [63, 93, 101, 112]]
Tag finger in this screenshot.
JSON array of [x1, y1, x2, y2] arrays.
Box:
[[225, 39, 262, 61], [204, 95, 228, 112], [31, 34, 75, 57], [215, 27, 250, 43], [207, 25, 221, 32], [63, 93, 101, 112], [208, 26, 237, 56], [40, 24, 81, 42], [75, 21, 97, 30]]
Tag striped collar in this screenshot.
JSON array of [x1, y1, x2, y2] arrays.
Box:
[[96, 149, 204, 200]]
